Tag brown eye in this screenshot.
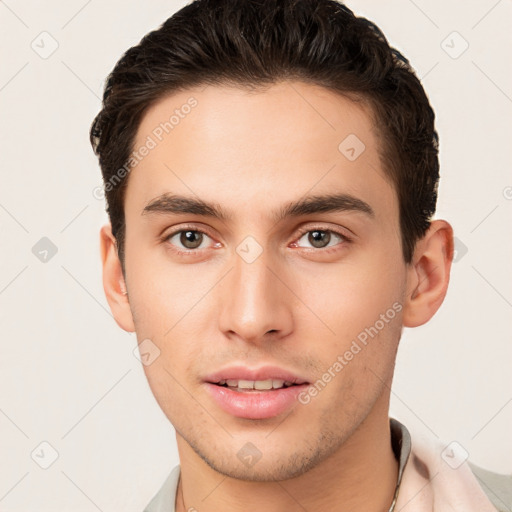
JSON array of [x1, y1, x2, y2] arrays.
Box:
[[179, 230, 203, 249], [308, 230, 331, 248], [165, 229, 212, 252], [295, 229, 347, 250]]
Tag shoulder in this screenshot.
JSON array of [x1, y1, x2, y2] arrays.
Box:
[[143, 465, 181, 512], [468, 461, 512, 512]]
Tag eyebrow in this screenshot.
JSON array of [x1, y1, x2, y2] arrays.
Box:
[[142, 192, 375, 223]]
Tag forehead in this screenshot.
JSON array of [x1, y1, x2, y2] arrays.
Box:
[[125, 80, 396, 225]]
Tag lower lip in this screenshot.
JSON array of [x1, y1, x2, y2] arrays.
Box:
[[204, 382, 309, 420]]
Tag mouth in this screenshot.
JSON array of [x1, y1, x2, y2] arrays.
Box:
[[211, 379, 303, 392], [202, 366, 310, 420]]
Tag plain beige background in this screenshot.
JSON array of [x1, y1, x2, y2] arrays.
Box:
[[1, 0, 511, 510]]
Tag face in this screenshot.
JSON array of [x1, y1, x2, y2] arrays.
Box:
[[121, 81, 409, 481]]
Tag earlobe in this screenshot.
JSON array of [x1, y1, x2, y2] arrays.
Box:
[[99, 224, 135, 332], [402, 220, 454, 328]]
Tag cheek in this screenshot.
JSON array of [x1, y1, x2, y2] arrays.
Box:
[[293, 254, 404, 340], [140, 357, 195, 429], [126, 249, 208, 340], [293, 252, 405, 398]]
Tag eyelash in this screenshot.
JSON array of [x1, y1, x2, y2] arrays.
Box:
[[162, 224, 352, 256]]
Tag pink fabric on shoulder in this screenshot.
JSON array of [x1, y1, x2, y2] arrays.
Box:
[[395, 428, 497, 511]]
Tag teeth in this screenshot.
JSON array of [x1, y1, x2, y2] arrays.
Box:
[[254, 379, 273, 390], [272, 379, 285, 389], [220, 379, 291, 390]]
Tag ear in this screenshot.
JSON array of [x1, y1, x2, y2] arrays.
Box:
[[402, 219, 454, 328], [99, 223, 135, 332]]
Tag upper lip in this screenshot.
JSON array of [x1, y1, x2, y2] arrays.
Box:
[[204, 365, 309, 385]]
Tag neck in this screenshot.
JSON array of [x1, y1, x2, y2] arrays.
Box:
[[175, 401, 398, 512]]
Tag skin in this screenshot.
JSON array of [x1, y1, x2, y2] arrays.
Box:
[[100, 81, 453, 511]]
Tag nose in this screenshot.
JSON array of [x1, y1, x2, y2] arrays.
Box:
[[217, 245, 294, 346]]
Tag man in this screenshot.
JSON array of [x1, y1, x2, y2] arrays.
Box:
[[89, 0, 511, 510]]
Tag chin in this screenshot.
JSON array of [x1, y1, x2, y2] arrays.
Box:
[[194, 437, 337, 483], [205, 458, 312, 482]]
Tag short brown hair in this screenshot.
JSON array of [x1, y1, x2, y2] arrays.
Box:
[[90, 0, 439, 271]]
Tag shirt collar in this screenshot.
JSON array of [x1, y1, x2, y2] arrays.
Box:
[[388, 417, 412, 511]]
